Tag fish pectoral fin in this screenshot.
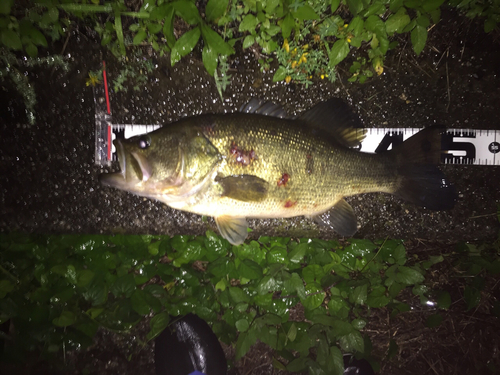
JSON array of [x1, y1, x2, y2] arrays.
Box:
[[312, 199, 358, 237], [216, 175, 268, 202], [215, 216, 249, 246]]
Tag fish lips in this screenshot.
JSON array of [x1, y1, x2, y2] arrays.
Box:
[[99, 139, 152, 189]]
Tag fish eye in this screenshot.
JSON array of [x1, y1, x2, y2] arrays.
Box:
[[138, 135, 151, 149]]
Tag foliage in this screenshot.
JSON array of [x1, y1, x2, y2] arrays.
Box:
[[0, 49, 68, 124], [4, 233, 497, 372], [1, 0, 499, 123]]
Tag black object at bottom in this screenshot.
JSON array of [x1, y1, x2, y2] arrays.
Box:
[[155, 314, 227, 375], [343, 354, 375, 375]]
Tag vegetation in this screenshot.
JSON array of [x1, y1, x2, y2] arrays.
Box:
[[1, 0, 500, 121], [1, 232, 499, 373]]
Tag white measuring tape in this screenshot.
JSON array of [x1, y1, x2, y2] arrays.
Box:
[[95, 123, 500, 166]]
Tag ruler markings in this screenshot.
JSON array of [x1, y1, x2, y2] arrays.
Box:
[[96, 124, 500, 166]]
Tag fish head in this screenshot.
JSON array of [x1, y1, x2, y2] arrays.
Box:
[[99, 125, 221, 202]]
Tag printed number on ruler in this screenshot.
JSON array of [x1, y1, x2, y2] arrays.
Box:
[[360, 128, 499, 165]]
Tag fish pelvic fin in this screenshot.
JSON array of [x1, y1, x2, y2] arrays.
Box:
[[215, 216, 248, 245], [389, 126, 457, 210]]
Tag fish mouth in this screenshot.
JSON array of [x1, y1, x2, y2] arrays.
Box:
[[99, 139, 151, 188]]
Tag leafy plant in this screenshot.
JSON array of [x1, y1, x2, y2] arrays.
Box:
[[1, 232, 473, 373]]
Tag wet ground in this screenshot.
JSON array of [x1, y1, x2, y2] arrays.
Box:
[[1, 10, 499, 242], [0, 7, 499, 375]]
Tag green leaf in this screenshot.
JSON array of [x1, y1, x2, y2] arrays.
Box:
[[484, 18, 497, 33], [147, 23, 162, 34], [302, 264, 324, 283], [0, 0, 13, 15], [281, 13, 294, 39], [289, 243, 307, 263], [330, 346, 344, 375], [133, 30, 147, 45], [53, 310, 77, 327], [425, 313, 443, 328], [201, 23, 233, 55], [206, 0, 228, 23], [235, 318, 249, 332], [352, 318, 366, 329], [130, 289, 150, 315], [202, 44, 217, 76], [239, 14, 259, 32], [242, 35, 255, 49], [113, 10, 125, 55], [235, 330, 258, 359], [436, 291, 451, 309], [77, 270, 95, 288], [386, 265, 424, 285], [287, 356, 309, 371], [411, 25, 427, 55], [365, 15, 386, 37], [348, 16, 364, 36], [387, 339, 398, 359], [339, 331, 364, 353], [25, 43, 38, 58], [111, 273, 136, 298], [229, 287, 250, 304], [328, 39, 349, 67], [172, 0, 201, 25], [416, 15, 430, 28], [389, 0, 404, 12], [1, 29, 22, 50], [48, 7, 59, 22], [301, 283, 325, 310], [171, 27, 201, 66], [273, 66, 287, 82], [464, 285, 481, 311], [257, 275, 279, 295], [293, 4, 319, 20], [283, 272, 306, 299], [350, 284, 368, 305], [422, 0, 445, 12], [204, 230, 229, 258], [238, 259, 263, 279], [147, 312, 170, 341], [331, 0, 341, 13], [347, 0, 365, 15], [385, 8, 410, 34], [0, 280, 14, 298], [287, 323, 298, 341]]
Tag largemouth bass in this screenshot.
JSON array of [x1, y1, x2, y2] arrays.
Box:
[[99, 98, 456, 245]]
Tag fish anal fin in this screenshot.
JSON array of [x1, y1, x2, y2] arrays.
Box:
[[215, 216, 248, 245], [216, 175, 268, 202], [312, 199, 358, 237]]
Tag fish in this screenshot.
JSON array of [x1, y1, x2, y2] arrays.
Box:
[[99, 98, 456, 245]]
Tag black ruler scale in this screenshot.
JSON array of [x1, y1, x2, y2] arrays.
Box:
[[93, 65, 499, 167]]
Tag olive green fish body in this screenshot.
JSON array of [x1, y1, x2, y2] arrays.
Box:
[[166, 113, 397, 219], [100, 98, 456, 245]]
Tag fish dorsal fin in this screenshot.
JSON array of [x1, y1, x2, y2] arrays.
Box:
[[298, 98, 366, 148], [239, 98, 289, 118]]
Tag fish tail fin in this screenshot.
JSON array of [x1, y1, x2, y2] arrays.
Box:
[[388, 126, 457, 210]]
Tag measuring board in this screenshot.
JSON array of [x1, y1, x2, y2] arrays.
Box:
[[93, 64, 499, 167], [95, 122, 500, 167]]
